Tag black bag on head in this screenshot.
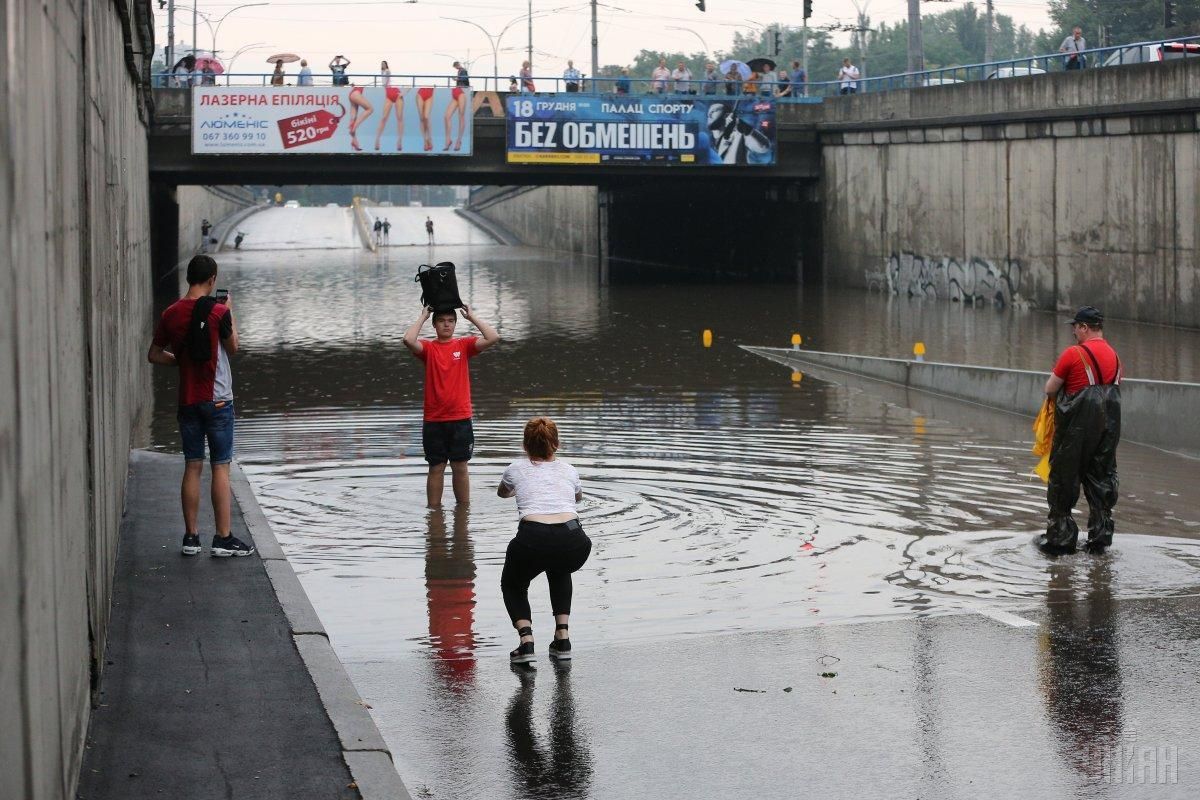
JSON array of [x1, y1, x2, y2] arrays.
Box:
[[415, 262, 464, 312]]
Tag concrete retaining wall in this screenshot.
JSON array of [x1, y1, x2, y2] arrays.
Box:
[[1, 3, 154, 799], [820, 58, 1200, 328], [469, 185, 599, 255], [744, 347, 1200, 459], [176, 186, 255, 262]]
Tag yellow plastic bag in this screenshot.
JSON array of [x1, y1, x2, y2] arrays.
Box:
[[1031, 398, 1055, 483]]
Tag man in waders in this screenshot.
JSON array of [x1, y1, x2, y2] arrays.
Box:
[[1037, 306, 1122, 555]]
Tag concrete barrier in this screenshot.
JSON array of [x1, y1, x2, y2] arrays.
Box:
[[743, 346, 1200, 459]]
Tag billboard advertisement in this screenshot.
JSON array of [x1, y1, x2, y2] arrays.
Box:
[[505, 95, 776, 165], [192, 87, 473, 155]]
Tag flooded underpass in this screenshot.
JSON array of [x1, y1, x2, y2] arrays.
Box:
[[152, 220, 1200, 798]]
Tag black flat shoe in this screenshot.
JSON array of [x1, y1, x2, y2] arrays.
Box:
[[548, 623, 572, 661], [510, 625, 536, 664]]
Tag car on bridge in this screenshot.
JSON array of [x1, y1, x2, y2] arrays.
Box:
[[1102, 41, 1200, 67], [921, 77, 963, 87], [986, 66, 1047, 79]]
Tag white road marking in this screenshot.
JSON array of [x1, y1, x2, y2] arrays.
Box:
[[974, 606, 1040, 628]]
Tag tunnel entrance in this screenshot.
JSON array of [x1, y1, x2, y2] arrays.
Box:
[[602, 180, 821, 284]]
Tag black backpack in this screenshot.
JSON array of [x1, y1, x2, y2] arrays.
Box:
[[415, 262, 464, 312], [186, 296, 219, 362]]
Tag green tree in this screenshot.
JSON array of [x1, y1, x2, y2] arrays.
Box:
[[1047, 0, 1200, 44]]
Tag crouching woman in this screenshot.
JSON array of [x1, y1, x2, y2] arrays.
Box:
[[498, 417, 591, 663]]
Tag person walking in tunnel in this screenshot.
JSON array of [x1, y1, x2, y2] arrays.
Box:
[[147, 255, 253, 557], [498, 417, 591, 664], [403, 303, 500, 508], [1037, 306, 1122, 555]]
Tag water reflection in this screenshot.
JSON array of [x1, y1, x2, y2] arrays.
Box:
[[505, 664, 593, 800], [1039, 558, 1123, 781], [425, 508, 477, 691]]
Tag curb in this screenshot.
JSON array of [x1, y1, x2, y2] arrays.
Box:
[[229, 461, 413, 800]]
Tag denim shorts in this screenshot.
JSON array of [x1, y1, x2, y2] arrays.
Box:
[[178, 400, 235, 465]]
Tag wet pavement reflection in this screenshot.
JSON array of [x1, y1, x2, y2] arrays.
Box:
[[150, 237, 1200, 797]]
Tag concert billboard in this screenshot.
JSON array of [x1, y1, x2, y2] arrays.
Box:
[[505, 94, 776, 165]]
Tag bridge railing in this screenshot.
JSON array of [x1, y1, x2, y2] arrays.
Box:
[[152, 33, 1200, 101]]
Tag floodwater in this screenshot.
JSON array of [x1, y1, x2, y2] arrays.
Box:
[[150, 225, 1200, 798]]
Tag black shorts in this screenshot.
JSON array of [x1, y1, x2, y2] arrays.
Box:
[[423, 419, 474, 464]]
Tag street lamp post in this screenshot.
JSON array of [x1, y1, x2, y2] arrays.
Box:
[[446, 13, 544, 89], [666, 25, 709, 57], [174, 2, 269, 58]]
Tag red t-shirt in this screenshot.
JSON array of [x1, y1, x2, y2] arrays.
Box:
[[152, 297, 234, 406], [1052, 339, 1121, 395], [418, 336, 479, 421]]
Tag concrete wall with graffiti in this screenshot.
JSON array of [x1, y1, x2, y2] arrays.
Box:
[[821, 104, 1200, 328], [865, 252, 1028, 308]]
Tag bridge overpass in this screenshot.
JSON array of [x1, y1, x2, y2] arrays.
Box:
[[148, 89, 822, 185]]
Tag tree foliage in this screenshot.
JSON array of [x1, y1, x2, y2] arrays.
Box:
[[604, 1, 1200, 87]]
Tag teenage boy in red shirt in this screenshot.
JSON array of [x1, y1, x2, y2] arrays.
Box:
[[148, 255, 254, 557], [403, 305, 500, 508]]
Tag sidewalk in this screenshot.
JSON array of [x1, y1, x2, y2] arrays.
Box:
[[77, 451, 407, 799]]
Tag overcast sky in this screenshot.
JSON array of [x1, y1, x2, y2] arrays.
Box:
[[156, 0, 1055, 80]]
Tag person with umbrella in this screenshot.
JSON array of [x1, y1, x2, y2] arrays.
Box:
[[747, 58, 777, 97], [270, 58, 285, 86], [720, 60, 748, 95]]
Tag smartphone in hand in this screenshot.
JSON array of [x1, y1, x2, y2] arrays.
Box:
[[214, 288, 229, 305]]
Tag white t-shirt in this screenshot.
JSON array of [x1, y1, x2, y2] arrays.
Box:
[[500, 458, 581, 518], [839, 65, 860, 88]]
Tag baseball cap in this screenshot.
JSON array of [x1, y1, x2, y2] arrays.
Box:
[[1067, 306, 1104, 325]]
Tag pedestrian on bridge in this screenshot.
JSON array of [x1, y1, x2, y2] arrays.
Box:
[[330, 55, 350, 86], [403, 303, 500, 508], [1037, 306, 1122, 555], [790, 59, 807, 97], [1060, 27, 1087, 70], [147, 255, 253, 558], [563, 60, 582, 92], [298, 59, 313, 86], [615, 68, 632, 95], [651, 58, 670, 94], [672, 60, 693, 94], [520, 60, 535, 94], [270, 59, 285, 86], [702, 62, 720, 95], [838, 58, 860, 95]]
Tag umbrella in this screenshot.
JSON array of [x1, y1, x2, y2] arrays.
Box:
[[746, 57, 777, 73], [719, 59, 751, 80], [194, 55, 224, 74], [267, 53, 301, 64]]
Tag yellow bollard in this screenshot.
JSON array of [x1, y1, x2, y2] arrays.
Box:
[[791, 333, 802, 349], [702, 329, 713, 348], [791, 370, 803, 385], [913, 342, 926, 362]]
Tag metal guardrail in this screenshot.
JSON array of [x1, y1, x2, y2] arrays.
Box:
[[154, 34, 1200, 102]]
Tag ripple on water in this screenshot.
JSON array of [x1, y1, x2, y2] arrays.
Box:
[[232, 389, 1200, 658]]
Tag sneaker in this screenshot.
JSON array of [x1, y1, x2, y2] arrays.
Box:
[[181, 533, 202, 556], [211, 535, 255, 557], [510, 641, 535, 664]]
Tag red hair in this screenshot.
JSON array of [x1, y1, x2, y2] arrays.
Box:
[[523, 417, 559, 460]]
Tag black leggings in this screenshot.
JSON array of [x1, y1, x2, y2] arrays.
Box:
[[501, 519, 592, 625]]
